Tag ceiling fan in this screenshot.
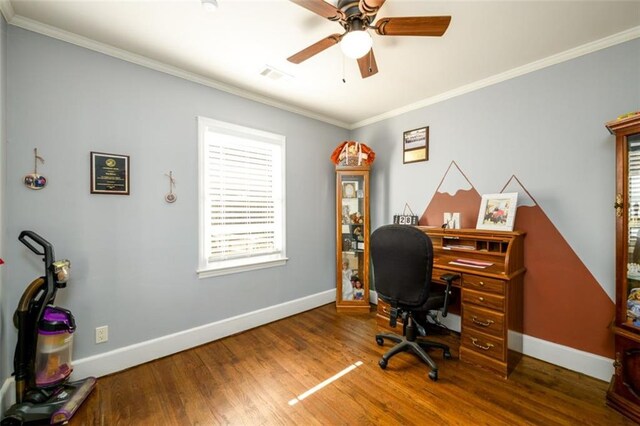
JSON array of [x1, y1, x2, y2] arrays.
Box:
[[287, 0, 451, 79]]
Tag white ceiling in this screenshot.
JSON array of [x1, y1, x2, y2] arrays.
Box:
[[2, 1, 639, 128]]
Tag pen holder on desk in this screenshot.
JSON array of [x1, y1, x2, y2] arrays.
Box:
[[393, 203, 419, 225]]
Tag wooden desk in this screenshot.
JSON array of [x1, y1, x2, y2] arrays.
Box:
[[376, 227, 525, 378]]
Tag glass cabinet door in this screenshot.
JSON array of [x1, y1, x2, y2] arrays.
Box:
[[336, 167, 370, 312], [626, 134, 640, 328]]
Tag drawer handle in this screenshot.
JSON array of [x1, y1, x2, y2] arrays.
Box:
[[471, 337, 494, 351], [471, 316, 494, 327], [478, 281, 485, 286], [382, 307, 389, 314], [478, 296, 484, 302]]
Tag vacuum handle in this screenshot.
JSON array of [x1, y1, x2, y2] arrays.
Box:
[[19, 231, 55, 264]]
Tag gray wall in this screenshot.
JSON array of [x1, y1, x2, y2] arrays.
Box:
[[0, 15, 6, 384], [353, 38, 640, 301], [2, 26, 347, 379]]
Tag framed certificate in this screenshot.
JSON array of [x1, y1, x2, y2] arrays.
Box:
[[90, 152, 130, 195], [403, 126, 429, 164]]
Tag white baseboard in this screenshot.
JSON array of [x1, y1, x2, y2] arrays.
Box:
[[71, 289, 336, 380], [515, 331, 614, 382], [0, 378, 14, 419]]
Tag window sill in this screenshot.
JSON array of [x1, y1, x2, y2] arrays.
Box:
[[197, 256, 289, 278]]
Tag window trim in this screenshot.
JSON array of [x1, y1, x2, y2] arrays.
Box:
[[197, 116, 287, 278]]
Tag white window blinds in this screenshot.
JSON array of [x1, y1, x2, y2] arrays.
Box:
[[198, 117, 286, 277]]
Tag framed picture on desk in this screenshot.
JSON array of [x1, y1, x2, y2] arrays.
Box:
[[476, 192, 518, 231]]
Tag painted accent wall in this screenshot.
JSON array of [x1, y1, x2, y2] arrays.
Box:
[[2, 26, 348, 381], [423, 165, 615, 358], [352, 38, 640, 360]]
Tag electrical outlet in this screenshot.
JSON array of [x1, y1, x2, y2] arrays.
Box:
[[96, 326, 108, 344]]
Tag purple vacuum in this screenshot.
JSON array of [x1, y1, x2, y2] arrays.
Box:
[[2, 231, 95, 425]]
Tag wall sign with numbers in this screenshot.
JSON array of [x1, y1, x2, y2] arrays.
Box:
[[393, 203, 419, 225]]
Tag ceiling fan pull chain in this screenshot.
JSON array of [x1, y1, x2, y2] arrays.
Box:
[[342, 53, 346, 83]]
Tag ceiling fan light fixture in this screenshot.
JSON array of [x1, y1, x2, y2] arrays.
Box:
[[340, 30, 372, 59], [201, 0, 218, 12]]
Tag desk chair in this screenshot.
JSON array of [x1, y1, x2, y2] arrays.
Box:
[[371, 224, 459, 381]]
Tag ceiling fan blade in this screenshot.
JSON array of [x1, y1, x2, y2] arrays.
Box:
[[287, 34, 342, 64], [359, 0, 386, 16], [289, 0, 345, 21], [357, 49, 378, 79], [375, 16, 451, 36]]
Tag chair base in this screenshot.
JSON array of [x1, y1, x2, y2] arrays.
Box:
[[375, 332, 451, 381]]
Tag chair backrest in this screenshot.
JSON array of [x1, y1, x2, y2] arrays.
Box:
[[370, 225, 433, 308]]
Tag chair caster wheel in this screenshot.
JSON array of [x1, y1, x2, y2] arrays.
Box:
[[375, 337, 384, 346], [379, 359, 387, 369], [429, 370, 438, 381], [443, 350, 452, 359]]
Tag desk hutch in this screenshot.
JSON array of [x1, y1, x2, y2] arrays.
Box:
[[377, 227, 525, 378]]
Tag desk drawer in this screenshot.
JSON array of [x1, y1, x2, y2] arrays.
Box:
[[463, 304, 505, 339], [463, 275, 505, 295], [462, 330, 505, 362], [462, 289, 504, 311]]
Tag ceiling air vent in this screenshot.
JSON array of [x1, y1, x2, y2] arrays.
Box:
[[259, 65, 293, 82]]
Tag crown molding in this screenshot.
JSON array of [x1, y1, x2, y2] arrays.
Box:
[[350, 25, 640, 129], [2, 4, 638, 131], [5, 13, 351, 130], [0, 0, 14, 22]]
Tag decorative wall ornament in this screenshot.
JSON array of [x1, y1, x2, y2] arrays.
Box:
[[165, 171, 177, 203], [23, 148, 47, 190]]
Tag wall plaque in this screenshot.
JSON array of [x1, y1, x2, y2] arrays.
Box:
[[90, 152, 130, 195], [403, 126, 429, 164]]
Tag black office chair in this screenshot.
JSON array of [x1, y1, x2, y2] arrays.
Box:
[[371, 224, 459, 381]]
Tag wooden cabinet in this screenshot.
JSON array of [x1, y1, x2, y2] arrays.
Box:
[[606, 113, 640, 423], [335, 165, 370, 313], [375, 227, 525, 378]]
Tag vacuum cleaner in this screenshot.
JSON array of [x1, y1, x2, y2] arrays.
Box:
[[2, 231, 96, 425]]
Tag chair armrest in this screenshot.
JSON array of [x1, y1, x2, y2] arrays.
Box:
[[439, 273, 460, 317]]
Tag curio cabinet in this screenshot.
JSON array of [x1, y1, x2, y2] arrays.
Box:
[[607, 112, 640, 422], [335, 164, 370, 313]]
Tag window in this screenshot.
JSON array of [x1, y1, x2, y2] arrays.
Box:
[[198, 117, 286, 277]]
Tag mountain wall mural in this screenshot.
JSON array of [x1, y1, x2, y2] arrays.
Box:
[[419, 161, 481, 228], [421, 162, 614, 358]]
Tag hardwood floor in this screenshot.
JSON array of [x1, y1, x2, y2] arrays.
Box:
[[72, 304, 634, 425]]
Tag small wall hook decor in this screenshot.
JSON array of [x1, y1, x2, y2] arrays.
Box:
[[165, 171, 176, 203], [23, 148, 47, 190]]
